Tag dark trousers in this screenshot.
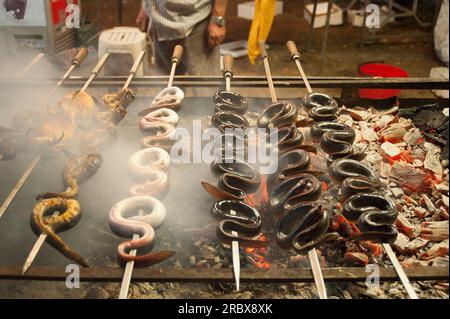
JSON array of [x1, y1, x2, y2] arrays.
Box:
[[153, 18, 220, 76]]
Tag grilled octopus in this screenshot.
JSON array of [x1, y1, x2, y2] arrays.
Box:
[[211, 200, 269, 247], [102, 88, 135, 111], [37, 152, 103, 200], [48, 91, 96, 125], [108, 196, 175, 267], [31, 198, 88, 267]]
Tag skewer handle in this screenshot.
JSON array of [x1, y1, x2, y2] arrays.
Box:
[[171, 45, 184, 65], [223, 54, 234, 79], [72, 47, 89, 67], [286, 41, 301, 61], [259, 41, 268, 59]]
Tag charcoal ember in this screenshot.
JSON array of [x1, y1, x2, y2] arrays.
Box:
[[343, 252, 369, 266], [396, 215, 417, 238], [389, 162, 433, 193], [360, 122, 378, 142], [431, 256, 449, 267], [392, 232, 410, 254], [414, 207, 428, 219], [420, 221, 449, 241], [420, 194, 438, 215], [424, 143, 443, 176], [342, 106, 371, 121], [379, 121, 412, 142], [381, 141, 402, 158], [407, 237, 429, 253], [403, 128, 423, 146], [419, 239, 449, 260]]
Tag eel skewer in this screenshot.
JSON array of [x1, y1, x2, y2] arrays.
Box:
[[21, 53, 113, 275], [262, 41, 328, 299], [138, 45, 184, 116], [287, 40, 418, 299], [222, 54, 241, 291], [0, 48, 91, 221], [119, 47, 178, 298], [119, 209, 143, 299]]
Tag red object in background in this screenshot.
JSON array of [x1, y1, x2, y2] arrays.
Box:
[[51, 0, 78, 25], [358, 62, 409, 99]]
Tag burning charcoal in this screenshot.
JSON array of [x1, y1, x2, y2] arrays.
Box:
[[442, 195, 449, 208], [380, 122, 412, 142], [339, 114, 353, 126], [402, 256, 430, 268], [343, 107, 371, 121], [414, 207, 428, 219], [424, 146, 443, 176], [359, 241, 382, 257], [396, 215, 417, 238], [391, 187, 404, 198], [360, 122, 378, 142], [389, 162, 433, 193], [381, 141, 402, 159], [420, 194, 438, 215], [375, 114, 395, 130], [403, 128, 423, 146], [407, 237, 429, 253], [392, 232, 410, 254], [419, 239, 449, 261], [437, 207, 449, 220], [343, 252, 369, 266], [431, 256, 449, 267], [420, 221, 449, 241]]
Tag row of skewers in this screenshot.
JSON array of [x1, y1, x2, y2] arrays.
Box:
[[21, 50, 145, 274], [0, 43, 420, 299], [200, 41, 418, 299]]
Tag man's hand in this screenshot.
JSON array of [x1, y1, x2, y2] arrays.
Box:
[[207, 21, 226, 48], [136, 6, 149, 32]]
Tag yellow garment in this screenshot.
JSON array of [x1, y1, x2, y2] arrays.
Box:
[[247, 0, 276, 64]]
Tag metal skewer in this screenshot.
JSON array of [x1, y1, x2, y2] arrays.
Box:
[[262, 41, 328, 299], [287, 40, 418, 299], [259, 42, 277, 103], [0, 47, 90, 221], [121, 50, 146, 92], [16, 53, 46, 78], [383, 243, 419, 299], [21, 52, 113, 275], [221, 54, 241, 291], [119, 209, 144, 299]]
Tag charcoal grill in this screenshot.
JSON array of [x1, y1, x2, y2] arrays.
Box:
[[0, 56, 448, 297]]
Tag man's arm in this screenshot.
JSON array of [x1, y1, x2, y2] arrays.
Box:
[[208, 0, 229, 48]]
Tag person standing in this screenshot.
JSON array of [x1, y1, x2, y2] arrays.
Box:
[[137, 0, 228, 75]]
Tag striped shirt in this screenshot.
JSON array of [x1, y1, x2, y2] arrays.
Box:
[[142, 0, 213, 41]]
